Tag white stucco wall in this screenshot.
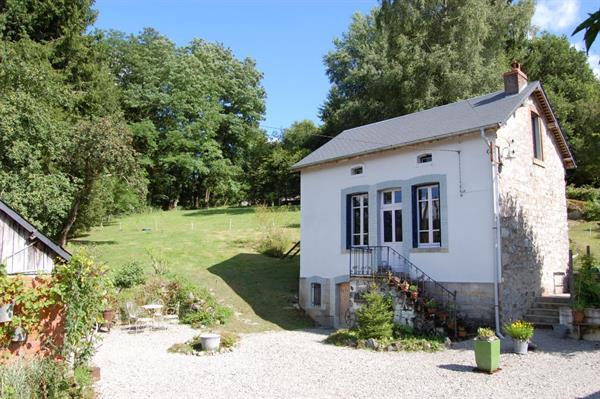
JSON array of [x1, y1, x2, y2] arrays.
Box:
[[299, 133, 496, 284]]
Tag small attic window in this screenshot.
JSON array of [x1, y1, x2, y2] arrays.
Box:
[[417, 153, 432, 164], [350, 165, 364, 176]]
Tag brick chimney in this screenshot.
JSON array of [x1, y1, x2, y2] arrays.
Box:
[[503, 61, 528, 95]]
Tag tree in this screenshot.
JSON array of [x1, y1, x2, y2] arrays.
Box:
[[320, 0, 534, 137], [572, 9, 600, 54], [57, 116, 137, 246]]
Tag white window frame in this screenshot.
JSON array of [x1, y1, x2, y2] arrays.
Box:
[[380, 189, 402, 244], [531, 113, 543, 161], [416, 184, 441, 248], [350, 164, 365, 176], [351, 193, 369, 247], [417, 153, 433, 164]]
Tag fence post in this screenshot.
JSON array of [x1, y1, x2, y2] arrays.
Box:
[[586, 245, 591, 256]]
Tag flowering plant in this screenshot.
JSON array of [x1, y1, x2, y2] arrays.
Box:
[[504, 320, 534, 341]]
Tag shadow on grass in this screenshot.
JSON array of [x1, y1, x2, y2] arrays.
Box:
[[183, 207, 256, 217], [286, 223, 300, 229], [69, 239, 118, 246], [208, 253, 313, 331]]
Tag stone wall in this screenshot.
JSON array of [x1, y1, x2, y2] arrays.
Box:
[[497, 95, 569, 323], [298, 276, 335, 327], [438, 282, 495, 327]]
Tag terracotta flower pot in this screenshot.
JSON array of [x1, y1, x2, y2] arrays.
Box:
[[572, 309, 585, 324], [411, 291, 418, 300]]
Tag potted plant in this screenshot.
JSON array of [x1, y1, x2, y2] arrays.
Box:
[[504, 320, 534, 355], [100, 291, 118, 332], [409, 285, 418, 300], [457, 325, 467, 338], [399, 281, 410, 292], [572, 301, 585, 324], [473, 327, 500, 373], [0, 271, 23, 323], [426, 299, 438, 314]]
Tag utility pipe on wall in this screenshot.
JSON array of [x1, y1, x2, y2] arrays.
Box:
[[480, 127, 504, 338]]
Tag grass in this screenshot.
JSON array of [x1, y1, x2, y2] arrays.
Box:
[[68, 206, 313, 333], [569, 219, 600, 260]]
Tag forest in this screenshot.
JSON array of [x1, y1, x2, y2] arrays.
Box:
[[0, 0, 598, 245]]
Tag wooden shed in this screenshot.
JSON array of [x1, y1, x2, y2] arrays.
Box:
[[0, 199, 71, 275]]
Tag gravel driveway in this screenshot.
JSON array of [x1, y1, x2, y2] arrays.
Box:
[[94, 325, 600, 399]]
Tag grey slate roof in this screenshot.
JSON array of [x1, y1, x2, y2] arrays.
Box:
[[293, 81, 573, 170], [0, 199, 71, 261]]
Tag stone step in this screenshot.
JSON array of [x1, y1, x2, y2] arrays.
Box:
[[532, 301, 570, 310], [523, 314, 559, 324], [527, 308, 559, 317], [534, 295, 571, 305]]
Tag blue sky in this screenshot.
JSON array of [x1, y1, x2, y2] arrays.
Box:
[[92, 0, 599, 133]]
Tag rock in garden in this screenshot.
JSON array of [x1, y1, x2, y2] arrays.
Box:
[[366, 338, 379, 349]]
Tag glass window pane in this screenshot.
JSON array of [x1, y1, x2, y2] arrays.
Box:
[[363, 195, 368, 206], [418, 187, 428, 200], [433, 230, 441, 244], [363, 206, 368, 234], [419, 201, 429, 230], [383, 211, 392, 242], [353, 235, 360, 246], [432, 200, 440, 229], [419, 232, 429, 244], [353, 209, 360, 234], [432, 185, 439, 199], [394, 209, 402, 242], [352, 196, 360, 207], [364, 235, 369, 245], [394, 190, 402, 203], [383, 192, 392, 204]]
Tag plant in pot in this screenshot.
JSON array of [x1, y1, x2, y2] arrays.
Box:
[[100, 290, 119, 332], [0, 269, 23, 323], [409, 285, 418, 300], [504, 320, 534, 355], [473, 327, 500, 373], [425, 299, 438, 314], [399, 281, 410, 293], [457, 325, 467, 338], [572, 301, 586, 324]]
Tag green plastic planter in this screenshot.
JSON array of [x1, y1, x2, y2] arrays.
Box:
[[474, 338, 500, 372]]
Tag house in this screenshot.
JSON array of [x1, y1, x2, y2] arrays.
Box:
[[292, 63, 574, 331], [0, 199, 71, 274]]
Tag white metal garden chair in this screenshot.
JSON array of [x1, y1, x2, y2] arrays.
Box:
[[125, 301, 152, 333]]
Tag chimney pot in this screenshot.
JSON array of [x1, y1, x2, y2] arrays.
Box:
[[504, 61, 528, 95]]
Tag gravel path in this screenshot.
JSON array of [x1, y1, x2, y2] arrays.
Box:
[[94, 325, 600, 399]]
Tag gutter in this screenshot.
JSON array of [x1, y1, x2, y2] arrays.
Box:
[[480, 127, 504, 338]]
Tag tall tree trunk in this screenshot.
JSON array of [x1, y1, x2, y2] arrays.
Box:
[[204, 188, 211, 208], [57, 179, 93, 247]]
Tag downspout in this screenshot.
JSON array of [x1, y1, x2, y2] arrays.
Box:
[[480, 127, 504, 338]]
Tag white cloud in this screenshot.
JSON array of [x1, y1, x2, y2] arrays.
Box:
[[588, 53, 600, 78], [533, 0, 580, 31]]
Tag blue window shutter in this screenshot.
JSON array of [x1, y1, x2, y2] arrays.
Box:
[[411, 187, 418, 248], [346, 195, 352, 249]]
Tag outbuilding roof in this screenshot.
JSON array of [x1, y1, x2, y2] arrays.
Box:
[[293, 81, 575, 170], [0, 199, 71, 262]]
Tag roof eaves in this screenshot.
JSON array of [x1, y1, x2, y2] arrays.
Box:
[[291, 123, 500, 171], [0, 200, 72, 261]]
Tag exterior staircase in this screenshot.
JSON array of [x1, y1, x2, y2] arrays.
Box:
[[523, 295, 571, 327]]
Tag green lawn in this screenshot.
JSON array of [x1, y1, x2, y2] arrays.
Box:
[[569, 219, 600, 258], [67, 206, 312, 333]]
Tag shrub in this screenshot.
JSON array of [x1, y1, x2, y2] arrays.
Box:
[[53, 251, 111, 366], [219, 332, 240, 348], [356, 288, 394, 340], [325, 329, 359, 346], [504, 320, 534, 341], [583, 200, 600, 221], [392, 323, 414, 338], [566, 185, 600, 202], [396, 336, 444, 352], [256, 227, 292, 258], [112, 261, 146, 290], [575, 253, 600, 307], [0, 358, 93, 399]]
